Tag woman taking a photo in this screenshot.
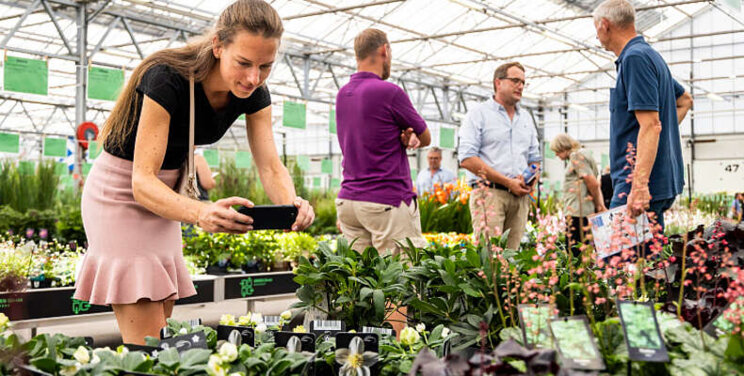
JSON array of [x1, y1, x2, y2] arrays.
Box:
[[550, 134, 606, 255], [74, 0, 314, 344]]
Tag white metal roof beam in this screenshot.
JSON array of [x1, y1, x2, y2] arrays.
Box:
[[283, 0, 404, 21]]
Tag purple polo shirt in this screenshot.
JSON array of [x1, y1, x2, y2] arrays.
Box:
[[336, 71, 428, 207]]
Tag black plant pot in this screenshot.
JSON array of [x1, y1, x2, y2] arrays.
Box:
[[206, 259, 230, 275], [242, 260, 265, 274], [30, 278, 53, 289]]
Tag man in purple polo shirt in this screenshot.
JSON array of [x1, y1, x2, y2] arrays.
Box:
[[335, 28, 432, 253]]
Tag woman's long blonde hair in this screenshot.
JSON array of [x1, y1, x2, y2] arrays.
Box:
[[99, 0, 283, 152]]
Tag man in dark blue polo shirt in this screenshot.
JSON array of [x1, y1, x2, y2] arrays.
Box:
[[593, 0, 693, 231]]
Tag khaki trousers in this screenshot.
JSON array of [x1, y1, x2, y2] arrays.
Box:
[[336, 198, 428, 253], [469, 187, 529, 251]]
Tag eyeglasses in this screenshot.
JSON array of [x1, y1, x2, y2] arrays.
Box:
[[500, 77, 527, 87]]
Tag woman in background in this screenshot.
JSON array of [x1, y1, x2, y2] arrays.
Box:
[[551, 134, 607, 255]]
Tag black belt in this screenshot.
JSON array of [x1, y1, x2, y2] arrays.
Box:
[[470, 181, 508, 191]]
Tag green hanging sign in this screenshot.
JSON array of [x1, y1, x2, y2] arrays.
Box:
[[19, 161, 35, 175], [238, 114, 246, 121], [43, 137, 66, 157], [410, 168, 417, 182], [54, 162, 68, 176], [3, 56, 48, 95], [321, 158, 333, 174], [722, 0, 741, 11], [331, 178, 341, 189], [312, 176, 321, 188], [203, 149, 219, 167], [545, 142, 556, 159], [88, 66, 124, 101], [329, 109, 337, 134], [0, 132, 20, 153], [601, 154, 610, 170], [82, 162, 92, 176], [88, 141, 102, 159], [60, 175, 75, 190], [236, 151, 252, 169], [282, 101, 306, 130], [439, 127, 455, 149], [297, 155, 310, 172]]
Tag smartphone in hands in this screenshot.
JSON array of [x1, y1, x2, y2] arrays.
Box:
[[236, 205, 298, 230]]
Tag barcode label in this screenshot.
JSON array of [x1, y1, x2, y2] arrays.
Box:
[[264, 316, 281, 325], [362, 326, 393, 336], [187, 319, 202, 326], [313, 320, 342, 331]]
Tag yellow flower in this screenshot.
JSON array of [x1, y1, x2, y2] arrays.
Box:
[[0, 313, 9, 331], [220, 314, 236, 326], [237, 315, 252, 327], [292, 325, 307, 333]]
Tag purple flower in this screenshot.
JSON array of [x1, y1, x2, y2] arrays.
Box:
[[39, 228, 48, 240], [26, 228, 35, 238]]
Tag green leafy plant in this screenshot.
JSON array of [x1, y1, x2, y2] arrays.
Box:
[[292, 238, 406, 329]]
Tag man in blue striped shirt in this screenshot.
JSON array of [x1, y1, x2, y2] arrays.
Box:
[[458, 62, 541, 250], [416, 147, 456, 194]]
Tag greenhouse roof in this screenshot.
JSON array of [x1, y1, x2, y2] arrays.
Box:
[[0, 0, 732, 137]]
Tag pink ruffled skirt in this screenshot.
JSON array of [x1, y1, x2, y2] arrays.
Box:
[[73, 151, 196, 305]]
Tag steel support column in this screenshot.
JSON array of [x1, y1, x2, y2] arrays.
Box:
[[75, 1, 87, 179]]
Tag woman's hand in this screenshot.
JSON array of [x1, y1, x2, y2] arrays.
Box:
[[595, 204, 608, 213], [291, 196, 314, 231], [197, 197, 254, 234]]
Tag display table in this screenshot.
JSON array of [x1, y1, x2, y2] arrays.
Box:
[[2, 272, 299, 331]]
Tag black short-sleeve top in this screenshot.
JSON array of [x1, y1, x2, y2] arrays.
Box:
[[104, 64, 271, 169]]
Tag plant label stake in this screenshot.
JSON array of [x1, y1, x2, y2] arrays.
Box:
[[362, 326, 396, 338], [275, 331, 317, 352], [310, 319, 345, 338], [548, 315, 605, 371], [518, 304, 555, 349], [159, 331, 207, 354], [616, 300, 669, 362], [217, 325, 255, 347]]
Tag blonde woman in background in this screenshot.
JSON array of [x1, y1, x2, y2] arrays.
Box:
[[551, 134, 607, 255]]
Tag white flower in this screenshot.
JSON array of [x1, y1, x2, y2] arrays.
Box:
[[228, 373, 245, 376], [73, 346, 90, 364], [255, 323, 267, 334], [335, 337, 378, 376], [220, 314, 236, 326], [400, 326, 420, 346], [218, 342, 238, 363], [93, 346, 115, 359], [91, 354, 101, 365], [286, 336, 302, 354], [441, 327, 451, 338], [250, 313, 263, 326], [60, 364, 80, 376], [179, 327, 188, 335], [280, 310, 292, 320], [207, 354, 227, 376], [416, 323, 426, 333]]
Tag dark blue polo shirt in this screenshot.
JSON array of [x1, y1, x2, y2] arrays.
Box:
[[609, 36, 686, 208]]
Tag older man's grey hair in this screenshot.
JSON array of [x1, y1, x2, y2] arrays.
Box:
[[593, 0, 636, 28], [428, 146, 443, 155]]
